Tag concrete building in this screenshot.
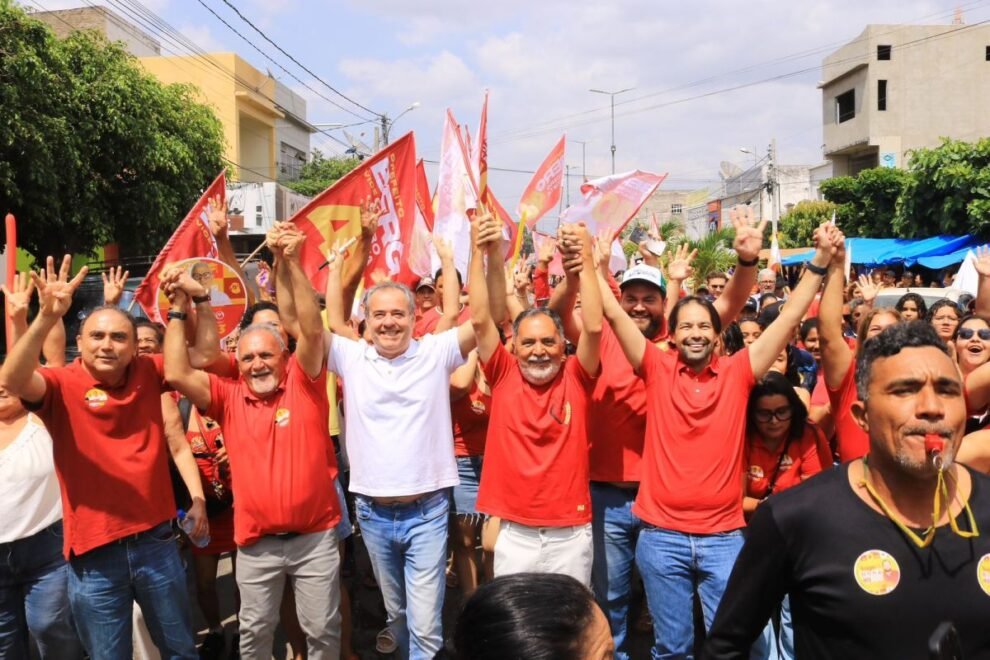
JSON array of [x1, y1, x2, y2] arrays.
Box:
[[821, 21, 990, 176], [33, 5, 160, 57], [275, 82, 314, 182]]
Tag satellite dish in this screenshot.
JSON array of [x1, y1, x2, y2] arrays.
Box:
[[719, 161, 744, 180], [343, 130, 373, 159]]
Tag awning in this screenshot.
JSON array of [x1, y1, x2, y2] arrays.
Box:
[[780, 235, 981, 268]]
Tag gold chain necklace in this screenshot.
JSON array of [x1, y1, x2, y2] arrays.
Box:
[[858, 456, 979, 549]]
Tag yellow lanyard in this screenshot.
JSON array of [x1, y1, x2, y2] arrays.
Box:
[[859, 456, 980, 549]]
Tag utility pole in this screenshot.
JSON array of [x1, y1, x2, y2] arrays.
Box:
[[572, 139, 588, 181], [768, 138, 779, 236], [566, 164, 571, 205], [380, 114, 390, 147], [590, 88, 634, 174]]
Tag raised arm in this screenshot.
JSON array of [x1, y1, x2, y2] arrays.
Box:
[[207, 194, 255, 307], [101, 265, 130, 307], [280, 229, 325, 379], [162, 285, 212, 412], [599, 270, 648, 371], [434, 237, 461, 333], [562, 224, 602, 376], [161, 266, 221, 368], [749, 225, 837, 379], [818, 235, 854, 390], [664, 243, 697, 324], [0, 257, 87, 403], [4, 271, 34, 351], [341, 197, 384, 316], [714, 205, 763, 324], [324, 253, 358, 340], [484, 213, 509, 327], [267, 223, 300, 339], [469, 212, 502, 362], [974, 246, 990, 319]]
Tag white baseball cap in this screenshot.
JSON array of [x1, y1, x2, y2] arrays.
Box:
[[620, 264, 666, 295]]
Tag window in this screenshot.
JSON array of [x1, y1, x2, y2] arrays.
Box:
[[671, 203, 683, 215], [836, 90, 855, 123], [985, 45, 990, 61], [877, 45, 891, 60], [878, 80, 887, 111]]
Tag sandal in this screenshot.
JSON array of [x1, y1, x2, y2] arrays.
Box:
[[375, 626, 398, 654]]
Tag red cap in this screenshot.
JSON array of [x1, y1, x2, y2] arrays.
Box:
[[924, 434, 945, 454]]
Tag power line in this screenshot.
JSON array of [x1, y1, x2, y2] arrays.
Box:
[[213, 0, 381, 119]]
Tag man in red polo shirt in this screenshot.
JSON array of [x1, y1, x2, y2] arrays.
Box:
[[470, 213, 603, 586], [0, 256, 216, 660], [549, 207, 762, 659], [163, 230, 342, 659], [601, 224, 842, 658]]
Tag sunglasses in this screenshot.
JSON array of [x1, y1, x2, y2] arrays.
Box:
[[958, 327, 990, 341], [754, 406, 793, 423]]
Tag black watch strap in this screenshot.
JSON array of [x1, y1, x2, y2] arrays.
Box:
[[167, 310, 188, 321], [737, 256, 759, 267], [804, 261, 828, 276], [191, 294, 211, 305]]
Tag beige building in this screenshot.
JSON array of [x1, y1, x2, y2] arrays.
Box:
[[33, 5, 161, 56], [821, 22, 990, 176]]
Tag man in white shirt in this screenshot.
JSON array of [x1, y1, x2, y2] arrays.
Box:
[[327, 265, 475, 659]]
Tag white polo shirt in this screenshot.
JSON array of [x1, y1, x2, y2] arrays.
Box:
[[328, 329, 466, 497]]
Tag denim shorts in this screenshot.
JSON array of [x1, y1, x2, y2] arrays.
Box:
[[451, 455, 483, 518]]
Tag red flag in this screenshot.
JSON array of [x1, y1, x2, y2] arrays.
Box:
[[289, 132, 418, 290], [518, 135, 565, 228], [481, 188, 517, 261], [133, 171, 224, 320], [560, 170, 667, 236], [415, 159, 434, 231], [473, 91, 489, 197], [434, 110, 479, 278]]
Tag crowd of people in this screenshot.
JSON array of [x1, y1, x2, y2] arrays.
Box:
[[3, 198, 990, 660]]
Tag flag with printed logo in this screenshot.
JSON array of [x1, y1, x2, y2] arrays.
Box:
[[559, 170, 667, 236]]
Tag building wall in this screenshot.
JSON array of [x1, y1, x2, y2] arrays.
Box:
[[275, 82, 311, 180], [33, 6, 161, 56], [822, 23, 990, 174]]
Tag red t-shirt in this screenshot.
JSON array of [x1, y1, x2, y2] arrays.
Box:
[[745, 424, 825, 498], [588, 324, 669, 482], [827, 360, 869, 462], [413, 305, 472, 338], [477, 343, 595, 526], [451, 385, 490, 457], [31, 355, 175, 558], [533, 266, 551, 307], [634, 346, 755, 533], [206, 356, 340, 547]]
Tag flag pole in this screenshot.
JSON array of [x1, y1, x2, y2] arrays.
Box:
[[239, 240, 267, 268], [509, 211, 529, 270]]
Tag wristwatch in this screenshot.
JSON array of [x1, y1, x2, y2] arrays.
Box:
[[804, 261, 828, 276], [167, 310, 188, 321], [737, 256, 758, 267], [191, 294, 211, 305]]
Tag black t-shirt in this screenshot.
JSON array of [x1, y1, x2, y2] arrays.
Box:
[[704, 463, 990, 659]]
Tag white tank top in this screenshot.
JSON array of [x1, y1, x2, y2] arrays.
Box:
[[0, 415, 62, 542]]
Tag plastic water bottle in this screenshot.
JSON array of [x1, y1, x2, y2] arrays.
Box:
[[177, 509, 210, 548]]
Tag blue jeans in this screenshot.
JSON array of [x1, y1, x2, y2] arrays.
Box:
[[636, 525, 750, 660], [67, 521, 196, 660], [0, 520, 83, 659], [754, 594, 793, 660], [590, 483, 641, 660], [355, 490, 449, 660]]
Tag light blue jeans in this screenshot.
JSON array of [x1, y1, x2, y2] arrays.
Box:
[[636, 525, 761, 660], [754, 594, 793, 660], [590, 483, 641, 660], [355, 490, 449, 660], [0, 520, 84, 659], [67, 521, 196, 660]]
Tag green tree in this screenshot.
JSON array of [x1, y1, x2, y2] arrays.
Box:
[[896, 137, 990, 239], [0, 2, 226, 258], [283, 150, 362, 197], [678, 227, 737, 291], [776, 200, 836, 248], [819, 167, 909, 238]]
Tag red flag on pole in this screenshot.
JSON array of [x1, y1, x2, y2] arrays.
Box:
[[415, 159, 434, 232], [517, 135, 565, 229], [289, 132, 419, 290], [559, 170, 667, 236], [473, 90, 489, 197], [133, 171, 225, 320]]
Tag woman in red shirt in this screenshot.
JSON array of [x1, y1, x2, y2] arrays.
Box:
[[743, 371, 828, 660]]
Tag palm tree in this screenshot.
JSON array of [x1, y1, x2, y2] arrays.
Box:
[[670, 226, 738, 292]]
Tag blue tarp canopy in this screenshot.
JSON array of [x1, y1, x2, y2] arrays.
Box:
[[780, 235, 981, 268]]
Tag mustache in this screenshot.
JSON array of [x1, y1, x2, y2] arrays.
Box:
[[527, 356, 552, 364], [902, 427, 953, 438]]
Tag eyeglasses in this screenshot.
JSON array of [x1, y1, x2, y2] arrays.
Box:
[[958, 327, 990, 341], [754, 406, 793, 423]]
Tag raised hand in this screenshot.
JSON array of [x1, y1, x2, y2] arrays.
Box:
[[2, 271, 35, 322], [101, 265, 130, 306], [161, 263, 208, 302], [559, 223, 590, 274], [360, 195, 385, 238], [30, 256, 88, 319], [433, 235, 455, 264], [514, 263, 533, 293], [474, 205, 502, 247], [536, 236, 557, 265], [856, 273, 880, 304], [206, 194, 228, 238], [730, 205, 767, 263], [266, 223, 290, 257], [594, 227, 617, 271], [974, 245, 990, 278], [279, 227, 306, 260], [665, 243, 698, 282]]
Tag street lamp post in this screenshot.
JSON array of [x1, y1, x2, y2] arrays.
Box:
[[380, 101, 420, 147], [571, 139, 588, 181], [590, 87, 634, 174]]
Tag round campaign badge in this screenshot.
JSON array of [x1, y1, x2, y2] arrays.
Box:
[[156, 258, 248, 340], [853, 549, 901, 596], [977, 554, 990, 596]]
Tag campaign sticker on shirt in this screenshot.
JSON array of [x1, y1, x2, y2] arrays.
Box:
[[470, 400, 487, 416], [748, 465, 765, 481], [780, 454, 794, 468], [155, 257, 247, 340], [977, 554, 990, 596], [85, 388, 108, 409], [853, 549, 901, 596], [275, 408, 290, 427]]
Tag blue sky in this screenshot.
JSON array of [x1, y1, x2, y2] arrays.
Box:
[[25, 0, 990, 211]]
